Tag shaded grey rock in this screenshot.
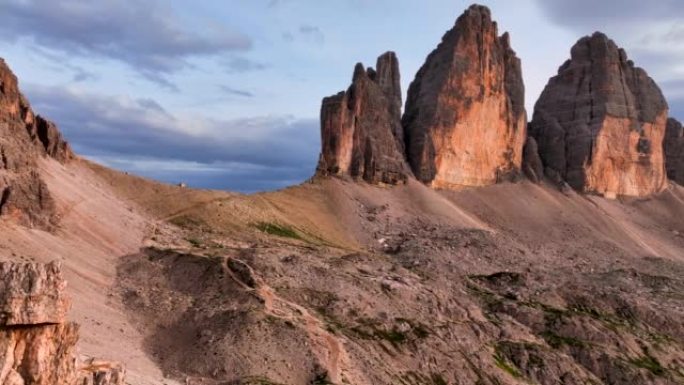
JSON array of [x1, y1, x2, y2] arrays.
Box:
[[373, 52, 403, 150], [522, 137, 544, 184]]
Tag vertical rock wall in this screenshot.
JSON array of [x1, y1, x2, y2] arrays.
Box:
[[402, 5, 526, 188]]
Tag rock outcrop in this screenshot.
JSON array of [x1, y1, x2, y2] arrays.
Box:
[[402, 5, 526, 188], [0, 262, 70, 325], [0, 261, 124, 385], [0, 58, 73, 228], [664, 117, 684, 185], [316, 52, 411, 185], [529, 32, 668, 198], [77, 359, 125, 385]]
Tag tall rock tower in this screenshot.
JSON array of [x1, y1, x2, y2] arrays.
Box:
[[529, 32, 668, 198], [402, 5, 526, 188], [316, 52, 411, 185]]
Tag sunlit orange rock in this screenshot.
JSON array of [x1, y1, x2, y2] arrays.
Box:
[[402, 5, 526, 188]]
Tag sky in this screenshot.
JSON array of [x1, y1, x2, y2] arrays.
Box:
[[0, 0, 682, 192]]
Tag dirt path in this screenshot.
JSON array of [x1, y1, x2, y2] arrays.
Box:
[[257, 284, 349, 383]]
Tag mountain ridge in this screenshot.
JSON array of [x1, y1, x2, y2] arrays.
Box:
[[0, 3, 683, 385]]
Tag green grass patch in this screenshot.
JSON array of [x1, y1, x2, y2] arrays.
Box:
[[524, 300, 631, 332], [395, 317, 431, 339], [629, 354, 666, 376], [465, 283, 503, 308], [430, 372, 448, 385], [169, 215, 204, 229], [541, 331, 589, 349], [185, 237, 203, 247], [347, 317, 430, 349], [401, 371, 449, 385], [567, 303, 632, 330], [253, 221, 302, 240], [493, 351, 523, 379], [349, 324, 407, 347], [312, 373, 335, 385], [469, 271, 523, 285], [374, 328, 407, 345], [239, 376, 287, 385]]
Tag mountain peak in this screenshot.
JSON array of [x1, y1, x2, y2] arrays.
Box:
[[402, 5, 526, 188], [530, 34, 668, 197]]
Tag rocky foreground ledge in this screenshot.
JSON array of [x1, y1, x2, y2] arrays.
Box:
[[0, 261, 123, 385]]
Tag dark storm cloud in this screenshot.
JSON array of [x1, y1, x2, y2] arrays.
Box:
[[92, 156, 308, 193], [25, 85, 319, 191], [0, 0, 252, 84]]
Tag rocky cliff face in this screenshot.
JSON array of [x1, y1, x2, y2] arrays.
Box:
[[664, 117, 684, 185], [316, 52, 411, 185], [0, 262, 124, 385], [402, 5, 526, 188], [529, 33, 668, 198], [0, 58, 73, 228]]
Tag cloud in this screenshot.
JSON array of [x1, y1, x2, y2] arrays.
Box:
[[299, 25, 325, 43], [224, 57, 269, 73], [282, 24, 325, 44], [25, 85, 319, 192], [0, 0, 252, 85], [72, 69, 96, 83], [219, 86, 254, 98], [534, 0, 684, 26], [282, 32, 295, 42]]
